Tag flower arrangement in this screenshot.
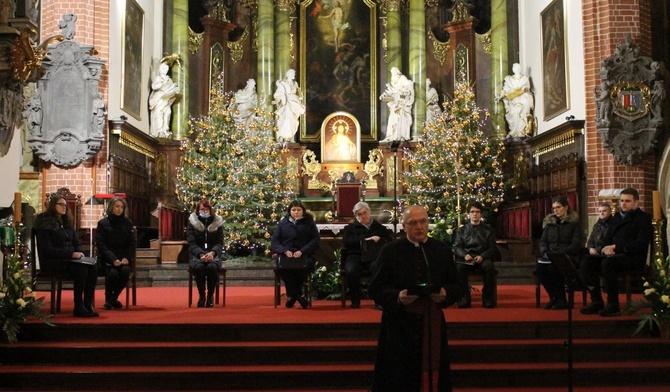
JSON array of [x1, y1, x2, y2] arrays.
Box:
[[1, 252, 53, 343], [311, 249, 343, 300], [626, 254, 670, 337], [429, 218, 455, 246]]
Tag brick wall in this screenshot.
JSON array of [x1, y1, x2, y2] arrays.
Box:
[[39, 1, 110, 228], [582, 0, 656, 216]]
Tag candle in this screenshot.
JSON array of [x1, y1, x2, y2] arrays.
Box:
[[652, 190, 661, 220], [14, 192, 21, 223]]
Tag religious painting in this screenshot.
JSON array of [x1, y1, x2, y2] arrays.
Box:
[[300, 0, 377, 142], [321, 111, 361, 163], [121, 0, 144, 120], [541, 0, 570, 120]]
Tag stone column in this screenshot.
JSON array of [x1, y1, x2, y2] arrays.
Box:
[[490, 0, 508, 137], [408, 0, 425, 139], [257, 0, 275, 112], [274, 1, 293, 84], [170, 0, 189, 140], [383, 0, 402, 71]]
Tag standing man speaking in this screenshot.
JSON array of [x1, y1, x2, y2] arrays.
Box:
[[369, 205, 465, 391]]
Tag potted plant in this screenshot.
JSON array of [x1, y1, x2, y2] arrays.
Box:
[[626, 254, 670, 338], [1, 252, 53, 343]]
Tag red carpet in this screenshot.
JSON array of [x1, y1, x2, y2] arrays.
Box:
[[32, 285, 642, 325]]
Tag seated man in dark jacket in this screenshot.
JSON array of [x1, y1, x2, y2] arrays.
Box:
[[341, 201, 393, 308], [453, 201, 498, 308], [581, 188, 653, 317]]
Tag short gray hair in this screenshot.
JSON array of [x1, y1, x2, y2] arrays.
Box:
[[353, 201, 371, 215]]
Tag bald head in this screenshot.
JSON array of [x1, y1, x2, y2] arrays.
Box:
[[403, 205, 429, 243]]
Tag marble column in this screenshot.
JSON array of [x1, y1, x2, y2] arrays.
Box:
[[170, 0, 189, 140], [274, 2, 292, 85], [408, 0, 426, 139], [257, 0, 275, 112], [384, 0, 402, 72], [490, 0, 508, 137]]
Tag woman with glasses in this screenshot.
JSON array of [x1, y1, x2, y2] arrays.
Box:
[[186, 199, 224, 307], [34, 196, 99, 317], [96, 197, 136, 310], [537, 196, 584, 310]]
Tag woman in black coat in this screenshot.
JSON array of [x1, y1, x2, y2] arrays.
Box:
[[271, 200, 321, 309], [34, 195, 98, 317], [186, 199, 224, 307], [537, 196, 584, 310], [96, 197, 136, 310]]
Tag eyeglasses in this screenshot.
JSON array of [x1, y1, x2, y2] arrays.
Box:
[[56, 202, 68, 207]]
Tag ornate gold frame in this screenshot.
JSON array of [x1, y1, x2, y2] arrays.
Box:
[[299, 0, 378, 142]]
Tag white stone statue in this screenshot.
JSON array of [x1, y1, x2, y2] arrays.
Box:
[[380, 67, 414, 141], [149, 62, 181, 138], [497, 63, 534, 138], [232, 79, 258, 129], [273, 69, 305, 142], [425, 78, 441, 124]]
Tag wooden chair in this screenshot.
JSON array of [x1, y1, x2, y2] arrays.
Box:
[[29, 229, 75, 315], [188, 266, 227, 307], [273, 255, 312, 308], [466, 268, 499, 306], [339, 246, 377, 308], [535, 253, 588, 308]]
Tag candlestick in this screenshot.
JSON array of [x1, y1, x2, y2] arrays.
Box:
[[14, 192, 21, 223], [652, 190, 661, 220]]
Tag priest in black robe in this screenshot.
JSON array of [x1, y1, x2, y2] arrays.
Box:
[[369, 205, 465, 392]]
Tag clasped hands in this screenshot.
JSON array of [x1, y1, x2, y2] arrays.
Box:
[[284, 250, 303, 258], [398, 287, 446, 305], [199, 252, 216, 262], [113, 258, 130, 267], [464, 254, 483, 264]]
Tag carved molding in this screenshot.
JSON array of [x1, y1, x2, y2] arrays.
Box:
[[227, 28, 248, 64], [188, 26, 203, 54], [475, 31, 491, 55], [428, 30, 449, 66]]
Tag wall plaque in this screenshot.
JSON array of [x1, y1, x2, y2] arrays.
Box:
[[26, 14, 106, 168]]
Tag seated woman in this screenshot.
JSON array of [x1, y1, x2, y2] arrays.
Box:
[[537, 196, 583, 310], [186, 199, 224, 308], [96, 197, 136, 310], [271, 200, 321, 309], [341, 201, 393, 308], [34, 196, 99, 317]]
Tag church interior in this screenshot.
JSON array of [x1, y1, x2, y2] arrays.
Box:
[[1, 0, 670, 390]]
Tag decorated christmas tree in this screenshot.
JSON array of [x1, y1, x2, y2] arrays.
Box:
[[176, 79, 292, 255], [403, 82, 508, 240]]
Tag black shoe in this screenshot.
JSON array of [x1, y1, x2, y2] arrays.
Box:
[[197, 296, 205, 308], [351, 299, 361, 309], [580, 301, 604, 315], [599, 303, 621, 317], [457, 298, 471, 309], [374, 303, 383, 311], [103, 302, 113, 310], [483, 301, 495, 309], [297, 296, 310, 309], [74, 306, 98, 318], [206, 297, 214, 308], [84, 304, 99, 317], [544, 298, 557, 310], [285, 297, 296, 308], [552, 299, 568, 310], [112, 300, 123, 309]]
